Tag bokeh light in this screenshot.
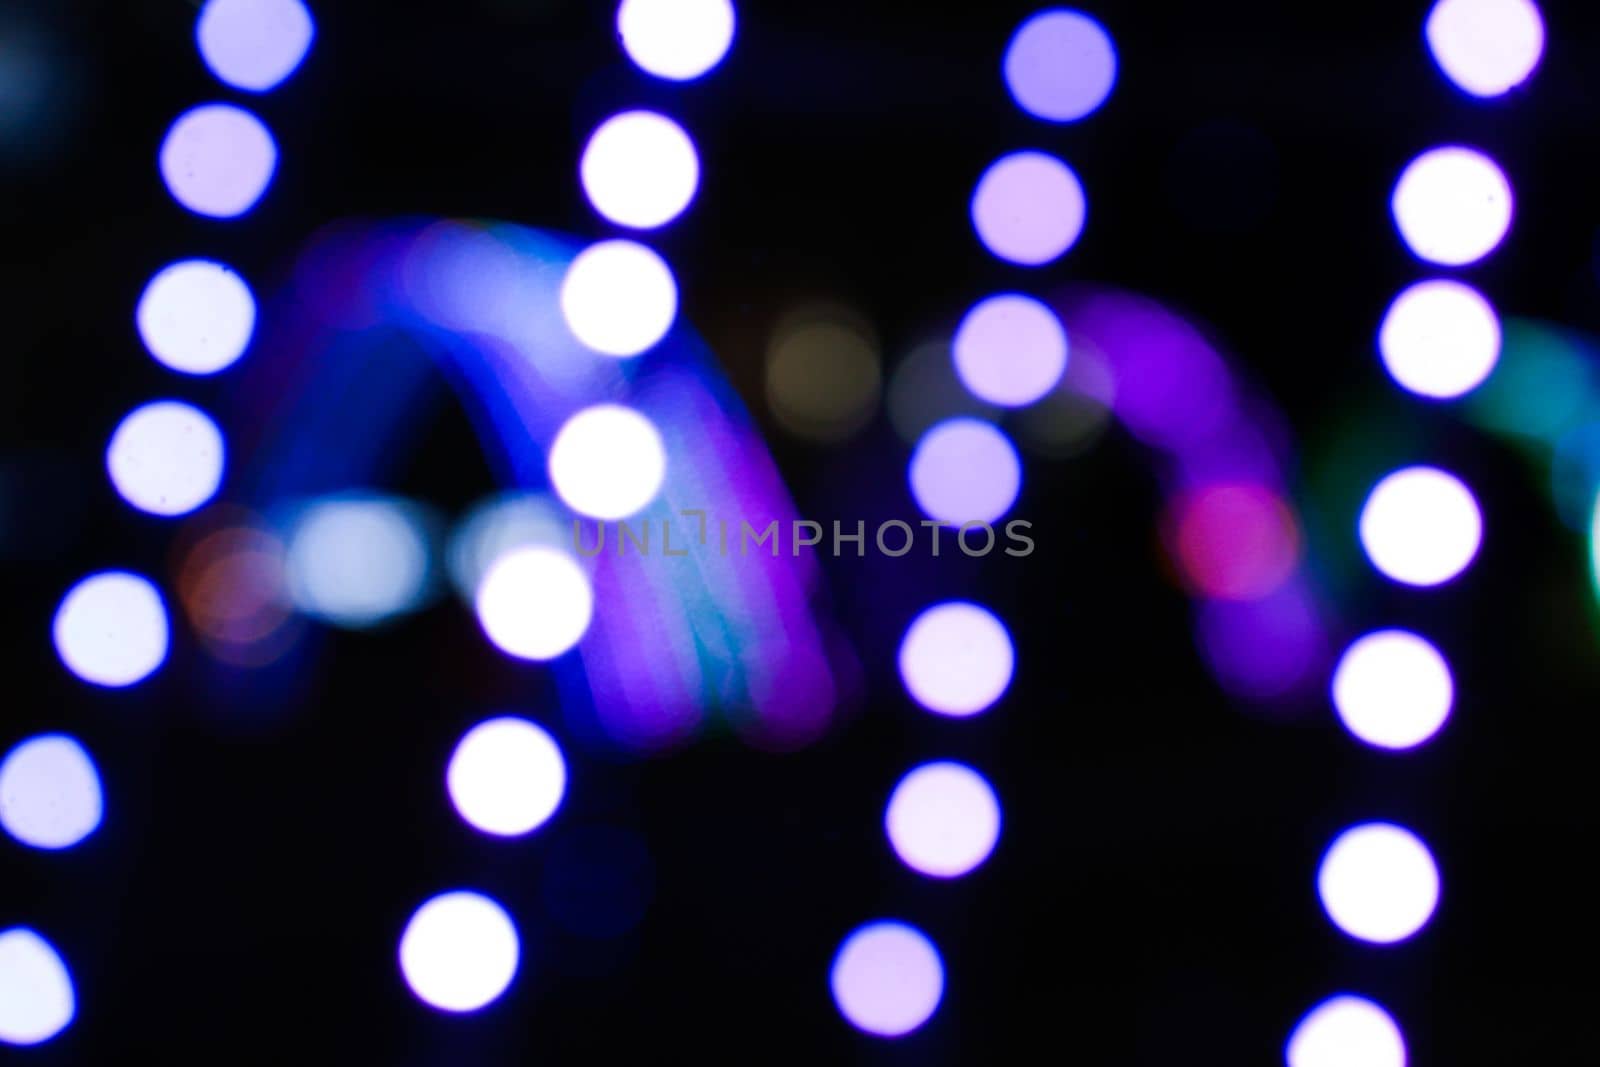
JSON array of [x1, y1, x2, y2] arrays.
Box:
[[475, 547, 593, 661], [560, 240, 678, 357], [1359, 466, 1482, 586], [0, 735, 102, 851], [616, 0, 736, 81], [1171, 483, 1301, 600], [105, 400, 226, 517], [175, 518, 296, 666], [885, 761, 1001, 878], [548, 404, 667, 519], [447, 716, 567, 837], [953, 293, 1068, 407], [908, 417, 1021, 524], [581, 111, 699, 230], [1332, 630, 1453, 751], [1003, 9, 1116, 123], [1317, 822, 1441, 945], [399, 890, 520, 1013], [830, 921, 943, 1038], [0, 929, 74, 1046], [970, 151, 1086, 266], [195, 0, 315, 93], [898, 601, 1014, 717], [765, 303, 882, 443], [284, 495, 433, 628], [1391, 146, 1512, 267], [446, 492, 568, 600], [1378, 279, 1500, 399], [886, 339, 998, 446], [159, 103, 277, 219], [53, 571, 169, 688], [1425, 0, 1544, 98], [136, 259, 255, 376], [0, 18, 78, 172], [1286, 995, 1406, 1067]]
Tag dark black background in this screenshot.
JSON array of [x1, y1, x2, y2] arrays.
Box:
[[3, 0, 1600, 1062]]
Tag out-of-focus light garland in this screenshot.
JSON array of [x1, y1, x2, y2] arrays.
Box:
[[1288, 3, 1542, 1062], [0, 0, 314, 1047], [395, 0, 742, 1016], [828, 6, 1120, 1042]]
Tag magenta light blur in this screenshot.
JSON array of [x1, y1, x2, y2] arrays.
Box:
[[159, 103, 277, 218], [953, 293, 1068, 407], [1171, 483, 1299, 601], [1004, 9, 1117, 122], [971, 151, 1086, 266], [1065, 290, 1238, 452], [830, 921, 944, 1038], [908, 417, 1021, 524]]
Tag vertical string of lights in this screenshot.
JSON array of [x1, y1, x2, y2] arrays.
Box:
[[827, 8, 1117, 1040], [0, 0, 315, 1048], [394, 0, 740, 1016], [1284, 2, 1544, 1064]]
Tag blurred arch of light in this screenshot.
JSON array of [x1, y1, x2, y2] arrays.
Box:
[[1040, 285, 1333, 711], [0, 928, 75, 1046], [1167, 483, 1301, 601], [186, 218, 841, 754]]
